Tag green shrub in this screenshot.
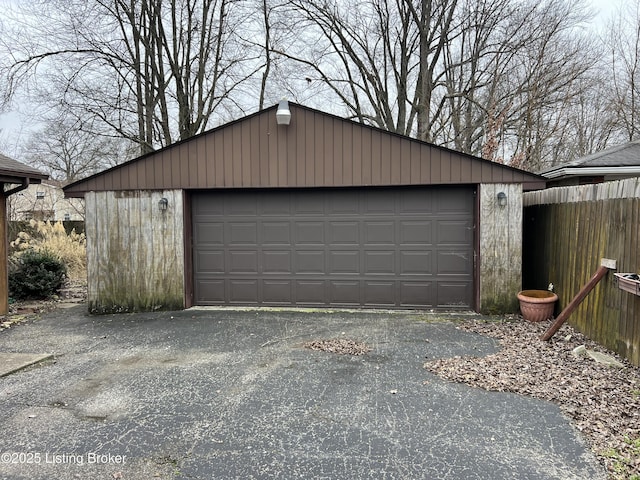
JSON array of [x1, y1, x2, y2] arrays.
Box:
[[10, 220, 86, 280], [9, 249, 67, 300]]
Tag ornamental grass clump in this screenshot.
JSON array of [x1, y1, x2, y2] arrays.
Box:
[[10, 220, 86, 280]]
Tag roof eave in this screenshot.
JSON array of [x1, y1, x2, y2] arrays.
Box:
[[543, 166, 640, 179], [0, 174, 46, 184]]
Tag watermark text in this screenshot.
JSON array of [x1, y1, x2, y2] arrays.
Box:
[[0, 451, 126, 466]]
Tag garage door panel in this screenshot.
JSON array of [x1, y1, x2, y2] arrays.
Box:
[[296, 251, 325, 274], [193, 187, 474, 309], [437, 282, 472, 307], [400, 190, 433, 214], [228, 223, 257, 245], [364, 251, 395, 275], [225, 195, 258, 216], [363, 282, 396, 306], [229, 280, 258, 303], [330, 280, 360, 305], [296, 280, 325, 304], [260, 192, 291, 215], [364, 222, 395, 244], [436, 190, 471, 214], [294, 193, 324, 215], [263, 280, 292, 303], [296, 222, 324, 244], [328, 221, 359, 245], [196, 280, 225, 303], [329, 251, 359, 274], [262, 222, 291, 245], [228, 251, 258, 273], [438, 220, 473, 245], [195, 250, 225, 273], [194, 223, 224, 245], [329, 192, 360, 214], [400, 282, 434, 307], [263, 251, 291, 274], [400, 221, 432, 245], [364, 195, 395, 215], [194, 197, 224, 216], [400, 251, 432, 275], [437, 250, 472, 275]]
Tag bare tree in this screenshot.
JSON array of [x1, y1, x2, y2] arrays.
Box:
[[511, 2, 596, 169], [2, 0, 258, 155], [257, 0, 274, 109], [19, 112, 135, 183], [272, 0, 597, 170], [604, 0, 640, 142], [412, 0, 460, 142], [437, 0, 519, 155], [234, 0, 291, 109], [0, 0, 623, 173], [436, 0, 597, 170], [274, 0, 427, 135]]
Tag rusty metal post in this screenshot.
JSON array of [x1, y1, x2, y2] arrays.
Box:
[[541, 263, 613, 341]]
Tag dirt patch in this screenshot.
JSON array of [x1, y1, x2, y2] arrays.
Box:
[[424, 319, 640, 480], [1, 279, 87, 332], [303, 338, 372, 355]]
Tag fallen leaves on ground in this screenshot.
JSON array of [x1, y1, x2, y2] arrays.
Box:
[[303, 338, 372, 356], [424, 319, 640, 480]]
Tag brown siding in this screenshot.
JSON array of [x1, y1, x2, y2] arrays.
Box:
[[212, 131, 222, 186], [65, 103, 545, 196], [366, 128, 377, 184]]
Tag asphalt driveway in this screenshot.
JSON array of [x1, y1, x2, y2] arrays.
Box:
[[0, 306, 605, 479]]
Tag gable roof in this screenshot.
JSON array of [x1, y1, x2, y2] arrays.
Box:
[[64, 103, 546, 197], [540, 141, 640, 180], [0, 153, 48, 185]]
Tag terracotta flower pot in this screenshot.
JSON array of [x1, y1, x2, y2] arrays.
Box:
[[517, 290, 558, 322]]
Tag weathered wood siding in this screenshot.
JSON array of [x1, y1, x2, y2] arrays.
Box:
[[85, 190, 184, 313], [524, 178, 640, 366], [479, 183, 522, 313]]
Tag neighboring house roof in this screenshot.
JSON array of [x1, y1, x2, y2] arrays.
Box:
[[0, 153, 48, 185], [64, 102, 546, 197], [540, 141, 640, 180]]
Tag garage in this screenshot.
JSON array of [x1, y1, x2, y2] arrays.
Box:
[[192, 186, 474, 309], [63, 101, 546, 314]]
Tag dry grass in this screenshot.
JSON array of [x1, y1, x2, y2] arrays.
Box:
[[10, 220, 87, 280]]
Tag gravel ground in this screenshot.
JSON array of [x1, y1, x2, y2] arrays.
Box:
[[424, 318, 640, 480]]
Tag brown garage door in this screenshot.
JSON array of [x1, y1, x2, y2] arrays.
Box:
[[192, 187, 474, 309]]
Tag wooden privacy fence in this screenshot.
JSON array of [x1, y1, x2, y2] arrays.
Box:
[[523, 178, 640, 366]]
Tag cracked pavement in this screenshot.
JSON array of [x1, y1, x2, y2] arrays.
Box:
[[0, 306, 606, 479]]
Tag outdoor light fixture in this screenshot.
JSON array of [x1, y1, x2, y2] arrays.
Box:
[[158, 197, 169, 211], [276, 99, 291, 125], [497, 191, 507, 207]]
